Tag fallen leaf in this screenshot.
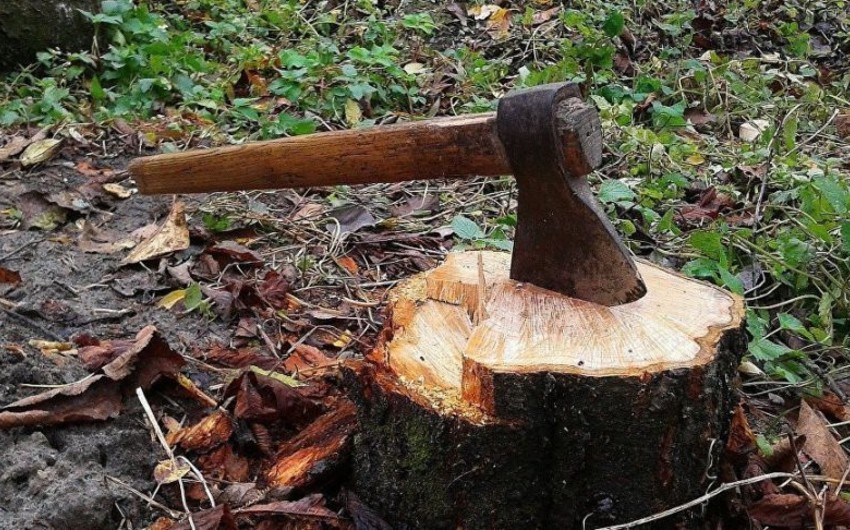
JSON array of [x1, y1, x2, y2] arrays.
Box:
[[20, 138, 62, 167], [806, 393, 850, 422], [17, 190, 68, 230], [739, 119, 771, 142], [256, 270, 289, 309], [0, 266, 21, 285], [835, 111, 850, 138], [344, 99, 362, 127], [332, 331, 353, 349], [291, 202, 325, 220], [75, 161, 116, 179], [123, 202, 190, 264], [725, 404, 756, 463], [103, 183, 133, 199], [798, 400, 849, 480], [0, 374, 122, 428], [224, 371, 323, 425], [218, 482, 265, 508], [78, 221, 136, 254], [749, 493, 850, 526], [390, 194, 440, 217], [403, 62, 426, 74], [154, 458, 191, 484], [325, 205, 375, 234], [486, 7, 512, 39], [207, 240, 262, 266], [532, 6, 560, 24], [0, 135, 31, 162], [335, 256, 359, 275], [235, 494, 341, 521], [685, 153, 706, 165], [198, 444, 251, 482], [158, 289, 187, 310], [170, 505, 237, 530], [201, 344, 278, 371]]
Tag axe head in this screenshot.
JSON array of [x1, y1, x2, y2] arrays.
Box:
[[497, 83, 646, 306]]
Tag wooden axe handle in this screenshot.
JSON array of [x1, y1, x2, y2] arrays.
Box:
[[129, 101, 600, 195]]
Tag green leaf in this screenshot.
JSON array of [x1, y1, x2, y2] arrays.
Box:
[[755, 434, 773, 457], [688, 231, 726, 263], [598, 180, 635, 203], [451, 215, 484, 240], [812, 176, 848, 214], [90, 76, 106, 101], [718, 266, 744, 295], [184, 283, 203, 311], [841, 221, 850, 253], [602, 11, 625, 37], [749, 338, 792, 361]]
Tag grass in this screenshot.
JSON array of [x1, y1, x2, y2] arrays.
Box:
[[2, 0, 849, 386]]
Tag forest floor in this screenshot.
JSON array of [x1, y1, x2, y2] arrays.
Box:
[[1, 0, 850, 528]]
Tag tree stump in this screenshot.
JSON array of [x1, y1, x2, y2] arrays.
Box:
[[0, 0, 98, 73], [350, 251, 746, 529]]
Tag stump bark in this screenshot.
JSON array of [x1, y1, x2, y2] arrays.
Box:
[[350, 251, 746, 529], [0, 0, 98, 73]]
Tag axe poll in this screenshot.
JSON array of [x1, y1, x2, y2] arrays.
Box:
[[129, 83, 646, 306]]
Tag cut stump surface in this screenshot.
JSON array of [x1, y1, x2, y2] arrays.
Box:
[[350, 251, 746, 529]]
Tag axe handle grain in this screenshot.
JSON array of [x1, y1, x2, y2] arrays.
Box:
[[130, 113, 510, 194], [130, 99, 602, 195]]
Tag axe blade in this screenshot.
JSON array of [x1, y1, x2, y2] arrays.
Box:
[[497, 83, 646, 306]]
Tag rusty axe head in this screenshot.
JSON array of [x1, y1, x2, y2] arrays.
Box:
[[497, 83, 646, 305]]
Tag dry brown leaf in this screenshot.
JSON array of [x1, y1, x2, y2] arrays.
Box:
[[749, 492, 850, 526], [170, 505, 237, 530], [532, 6, 560, 24], [0, 374, 122, 428], [154, 458, 191, 484], [224, 371, 323, 425], [0, 326, 183, 429], [798, 400, 849, 480], [103, 182, 133, 199], [235, 494, 341, 522], [198, 444, 251, 482], [835, 111, 850, 139], [0, 265, 22, 285], [78, 220, 136, 254], [20, 138, 62, 167], [725, 404, 756, 463], [123, 201, 190, 264], [486, 7, 512, 39], [0, 135, 31, 162], [807, 392, 850, 422]]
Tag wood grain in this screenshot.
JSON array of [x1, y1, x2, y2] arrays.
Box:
[[129, 103, 602, 194]]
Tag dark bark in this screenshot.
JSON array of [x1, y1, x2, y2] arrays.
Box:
[[0, 0, 98, 73], [348, 325, 746, 530]]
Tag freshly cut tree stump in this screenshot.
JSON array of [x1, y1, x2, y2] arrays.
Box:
[[350, 251, 746, 529]]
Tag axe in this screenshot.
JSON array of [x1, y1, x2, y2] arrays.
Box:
[[129, 83, 645, 306]]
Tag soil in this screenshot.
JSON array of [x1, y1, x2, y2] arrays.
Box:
[[0, 141, 235, 528]]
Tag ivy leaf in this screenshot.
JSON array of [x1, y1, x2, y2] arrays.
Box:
[[451, 215, 484, 240], [688, 231, 726, 263], [598, 180, 635, 203]]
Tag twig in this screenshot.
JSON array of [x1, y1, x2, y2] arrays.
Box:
[[592, 472, 797, 529], [105, 475, 182, 519]]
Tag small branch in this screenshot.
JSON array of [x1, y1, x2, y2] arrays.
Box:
[[593, 472, 797, 530]]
